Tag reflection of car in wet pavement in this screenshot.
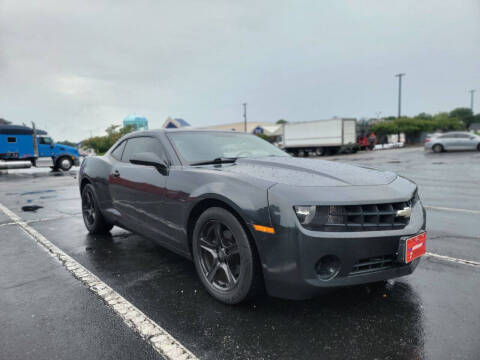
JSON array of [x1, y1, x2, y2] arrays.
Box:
[[79, 129, 426, 304], [424, 131, 480, 153]]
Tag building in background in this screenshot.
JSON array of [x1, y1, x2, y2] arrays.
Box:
[[123, 115, 148, 130], [200, 121, 275, 133], [162, 117, 191, 129]]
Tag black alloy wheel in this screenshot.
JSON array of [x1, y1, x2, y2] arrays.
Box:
[[192, 207, 263, 304], [82, 187, 96, 227], [197, 220, 240, 291], [81, 184, 113, 234]]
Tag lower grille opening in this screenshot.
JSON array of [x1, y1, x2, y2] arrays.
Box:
[[349, 255, 396, 275]]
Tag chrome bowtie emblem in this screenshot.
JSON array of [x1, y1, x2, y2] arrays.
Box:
[[396, 206, 412, 218]]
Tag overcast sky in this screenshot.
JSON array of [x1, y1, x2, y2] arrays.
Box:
[[1, 0, 479, 141]]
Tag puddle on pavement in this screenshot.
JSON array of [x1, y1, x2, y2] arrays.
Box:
[[21, 205, 43, 212]]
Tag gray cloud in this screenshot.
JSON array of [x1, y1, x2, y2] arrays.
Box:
[[1, 0, 479, 141]]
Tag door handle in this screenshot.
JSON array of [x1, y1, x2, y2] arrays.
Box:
[[113, 170, 120, 177]]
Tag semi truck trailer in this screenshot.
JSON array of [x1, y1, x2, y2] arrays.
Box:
[[280, 118, 358, 156]]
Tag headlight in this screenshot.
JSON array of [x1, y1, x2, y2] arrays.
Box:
[[294, 206, 316, 225]]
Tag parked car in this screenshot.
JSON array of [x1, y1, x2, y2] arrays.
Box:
[[425, 132, 480, 153], [79, 129, 426, 304]]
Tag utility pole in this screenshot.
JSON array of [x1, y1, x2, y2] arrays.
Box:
[[469, 89, 476, 112], [243, 103, 247, 132], [395, 73, 406, 118]]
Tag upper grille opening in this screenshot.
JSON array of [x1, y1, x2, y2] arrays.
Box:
[[302, 195, 416, 232]]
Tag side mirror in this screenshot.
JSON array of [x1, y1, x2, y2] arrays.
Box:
[[130, 152, 169, 175]]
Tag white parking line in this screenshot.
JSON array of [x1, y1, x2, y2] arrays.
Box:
[[425, 205, 480, 215], [425, 252, 480, 267], [0, 202, 198, 360]]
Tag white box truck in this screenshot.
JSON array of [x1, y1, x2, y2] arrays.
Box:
[[280, 118, 358, 156]]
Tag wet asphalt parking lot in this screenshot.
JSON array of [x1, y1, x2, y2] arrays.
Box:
[[1, 147, 479, 360]]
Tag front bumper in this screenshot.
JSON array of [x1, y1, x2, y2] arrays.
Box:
[[255, 178, 426, 300]]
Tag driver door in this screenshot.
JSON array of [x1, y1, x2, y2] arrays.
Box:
[[108, 136, 170, 240], [37, 136, 53, 157]]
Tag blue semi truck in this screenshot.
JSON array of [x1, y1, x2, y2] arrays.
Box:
[[0, 124, 80, 171]]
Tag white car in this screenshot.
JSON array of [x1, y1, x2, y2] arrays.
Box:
[[424, 132, 480, 153]]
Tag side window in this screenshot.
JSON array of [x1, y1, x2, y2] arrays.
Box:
[[39, 137, 53, 145], [111, 140, 126, 160], [7, 137, 16, 143], [455, 134, 469, 138], [121, 137, 165, 162], [439, 134, 453, 139]]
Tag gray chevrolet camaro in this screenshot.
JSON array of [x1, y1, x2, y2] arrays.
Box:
[[79, 129, 426, 304]]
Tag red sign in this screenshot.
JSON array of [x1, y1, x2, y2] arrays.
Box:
[[405, 232, 426, 263]]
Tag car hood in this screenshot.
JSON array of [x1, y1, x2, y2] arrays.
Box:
[[218, 157, 397, 187]]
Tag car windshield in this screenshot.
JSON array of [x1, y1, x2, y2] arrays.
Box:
[[168, 131, 289, 164]]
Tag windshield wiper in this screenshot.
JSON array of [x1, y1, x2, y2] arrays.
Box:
[[190, 157, 238, 166]]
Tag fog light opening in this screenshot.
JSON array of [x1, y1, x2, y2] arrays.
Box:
[[315, 255, 341, 281]]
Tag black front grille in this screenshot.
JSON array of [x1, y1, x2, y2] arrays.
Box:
[[305, 196, 416, 232], [349, 255, 396, 275]]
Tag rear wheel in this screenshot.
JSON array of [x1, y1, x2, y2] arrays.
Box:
[[81, 184, 113, 234], [477, 143, 480, 151], [192, 207, 263, 304], [432, 144, 443, 153]]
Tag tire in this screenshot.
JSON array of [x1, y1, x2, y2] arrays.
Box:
[[432, 144, 443, 153], [57, 156, 73, 171], [477, 143, 480, 151], [315, 147, 325, 156], [192, 207, 263, 304], [81, 183, 113, 234]]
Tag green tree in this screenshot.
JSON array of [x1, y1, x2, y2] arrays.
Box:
[[82, 124, 135, 154], [449, 107, 474, 127], [276, 119, 288, 124], [370, 112, 464, 143]]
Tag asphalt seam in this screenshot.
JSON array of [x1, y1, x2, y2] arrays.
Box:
[[0, 202, 198, 360]]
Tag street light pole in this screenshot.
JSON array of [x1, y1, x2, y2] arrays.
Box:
[[243, 103, 247, 132], [469, 89, 476, 112], [395, 73, 406, 118]]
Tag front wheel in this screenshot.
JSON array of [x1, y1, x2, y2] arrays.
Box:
[[477, 143, 480, 151], [192, 207, 263, 304], [57, 156, 73, 171]]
